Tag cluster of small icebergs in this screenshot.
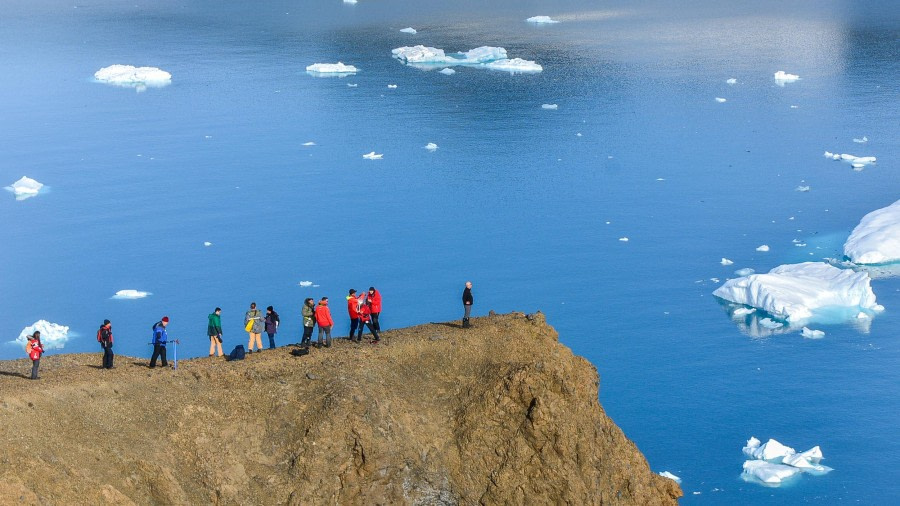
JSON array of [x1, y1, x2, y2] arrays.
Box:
[[741, 437, 832, 486], [5, 176, 44, 200], [112, 289, 151, 299], [306, 62, 358, 76], [823, 151, 876, 171], [94, 65, 171, 91], [392, 45, 542, 73], [15, 320, 70, 350]]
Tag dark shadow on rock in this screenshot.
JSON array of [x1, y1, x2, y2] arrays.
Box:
[[433, 322, 463, 329], [0, 370, 30, 379]]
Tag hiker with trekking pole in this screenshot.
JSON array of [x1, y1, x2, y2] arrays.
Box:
[[149, 316, 179, 369]]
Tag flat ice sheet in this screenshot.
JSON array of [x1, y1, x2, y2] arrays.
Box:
[[306, 62, 358, 75], [94, 65, 171, 90], [113, 289, 151, 299], [843, 199, 900, 265]]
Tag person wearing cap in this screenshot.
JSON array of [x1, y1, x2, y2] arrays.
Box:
[[208, 308, 223, 357], [264, 305, 280, 349], [26, 331, 44, 380], [462, 281, 474, 328], [314, 297, 334, 348], [150, 316, 170, 368], [244, 302, 264, 353], [98, 319, 114, 369], [347, 289, 362, 342], [366, 287, 382, 331]]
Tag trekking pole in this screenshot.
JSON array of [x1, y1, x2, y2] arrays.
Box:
[[173, 339, 177, 370]]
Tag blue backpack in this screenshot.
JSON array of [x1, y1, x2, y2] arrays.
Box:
[[227, 345, 245, 361]]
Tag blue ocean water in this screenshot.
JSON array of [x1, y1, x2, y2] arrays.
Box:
[[1, 0, 898, 502]]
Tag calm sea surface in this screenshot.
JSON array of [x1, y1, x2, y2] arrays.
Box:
[[2, 0, 898, 502]]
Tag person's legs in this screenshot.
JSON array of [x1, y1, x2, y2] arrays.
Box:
[[160, 345, 168, 367], [317, 327, 325, 346], [150, 344, 161, 367], [31, 359, 39, 379], [215, 339, 223, 356], [325, 326, 332, 347], [302, 326, 313, 346], [104, 345, 113, 368], [371, 313, 380, 331], [253, 333, 263, 351], [210, 336, 217, 356], [267, 332, 276, 349], [367, 322, 380, 342], [349, 318, 359, 339], [464, 304, 472, 320]]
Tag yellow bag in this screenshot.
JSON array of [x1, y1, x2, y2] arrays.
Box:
[[245, 319, 254, 332]]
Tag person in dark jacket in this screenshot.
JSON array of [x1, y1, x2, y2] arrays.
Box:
[[99, 319, 114, 368], [208, 308, 223, 357], [462, 281, 474, 328], [366, 287, 382, 331], [347, 289, 362, 342], [265, 306, 280, 349], [26, 331, 44, 380], [301, 298, 316, 347], [150, 316, 170, 368]]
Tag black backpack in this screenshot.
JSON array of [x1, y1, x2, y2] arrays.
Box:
[[290, 348, 309, 357], [227, 345, 246, 361]]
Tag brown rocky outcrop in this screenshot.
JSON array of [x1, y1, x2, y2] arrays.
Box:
[[0, 312, 681, 505]]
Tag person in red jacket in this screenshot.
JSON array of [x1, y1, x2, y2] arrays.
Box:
[[366, 287, 382, 331], [315, 297, 334, 348], [346, 289, 362, 342], [359, 302, 381, 343]]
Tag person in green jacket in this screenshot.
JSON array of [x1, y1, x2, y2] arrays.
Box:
[[300, 298, 315, 348], [208, 307, 223, 357]]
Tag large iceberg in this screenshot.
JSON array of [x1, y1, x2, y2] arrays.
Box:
[[306, 62, 358, 76], [713, 262, 879, 323], [741, 437, 832, 486], [392, 45, 541, 73], [843, 199, 900, 265], [15, 320, 70, 350], [5, 176, 44, 200], [94, 65, 172, 91]]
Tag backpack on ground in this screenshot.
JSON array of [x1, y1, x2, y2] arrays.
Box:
[[227, 345, 246, 361], [290, 348, 309, 357]]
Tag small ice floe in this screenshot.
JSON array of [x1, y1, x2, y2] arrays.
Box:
[[203, 241, 212, 247], [726, 78, 737, 84], [439, 68, 456, 75], [204, 135, 213, 139], [742, 437, 832, 486], [343, 0, 357, 4], [347, 83, 358, 87], [790, 105, 799, 109], [843, 199, 900, 265], [773, 70, 800, 86], [387, 84, 398, 89], [801, 327, 825, 339], [721, 258, 734, 266], [759, 318, 784, 329], [94, 65, 172, 91], [577, 133, 583, 137], [526, 16, 560, 24], [15, 320, 70, 350], [713, 262, 879, 323], [302, 141, 316, 146], [362, 151, 383, 160], [735, 268, 755, 276], [795, 185, 810, 192], [823, 151, 876, 169], [484, 58, 543, 73], [113, 289, 151, 299], [541, 104, 558, 110], [756, 245, 770, 252], [658, 471, 681, 484], [306, 62, 358, 76], [5, 176, 44, 200], [399, 27, 417, 34], [733, 307, 756, 316], [715, 97, 727, 103], [298, 281, 314, 287], [619, 237, 629, 242], [853, 136, 868, 144], [425, 142, 438, 151]]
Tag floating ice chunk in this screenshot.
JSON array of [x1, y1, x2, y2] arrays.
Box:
[[302, 141, 316, 146], [721, 258, 734, 266], [6, 176, 44, 200], [844, 199, 900, 265], [399, 27, 417, 34], [773, 70, 800, 86], [790, 105, 799, 109], [619, 237, 629, 242], [541, 104, 558, 110], [824, 151, 876, 169], [795, 185, 810, 192], [483, 58, 543, 73], [94, 65, 172, 90], [425, 142, 438, 151], [577, 133, 583, 137], [715, 97, 727, 103], [742, 460, 801, 485], [343, 0, 357, 4], [362, 151, 383, 160], [298, 281, 314, 287], [759, 318, 784, 329], [823, 151, 841, 160], [203, 241, 212, 247], [15, 320, 70, 350], [113, 289, 151, 299], [439, 68, 456, 75], [387, 84, 398, 89], [392, 45, 507, 64], [347, 83, 358, 87], [853, 136, 868, 144], [306, 62, 358, 75], [726, 78, 737, 84], [733, 307, 756, 316], [856, 311, 869, 319], [713, 262, 879, 322], [801, 327, 825, 339], [658, 471, 681, 484], [526, 16, 560, 24], [735, 268, 755, 276], [756, 245, 770, 252], [782, 446, 827, 470]]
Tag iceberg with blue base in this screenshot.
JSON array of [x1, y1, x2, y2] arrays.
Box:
[[15, 320, 70, 350], [5, 176, 44, 200], [742, 437, 832, 486], [843, 199, 900, 265]]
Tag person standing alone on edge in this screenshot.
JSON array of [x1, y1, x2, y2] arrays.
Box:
[[366, 287, 382, 331], [462, 281, 474, 328], [208, 308, 223, 357], [244, 302, 263, 353], [98, 319, 114, 369], [150, 316, 170, 368], [347, 289, 362, 342], [26, 331, 44, 380], [265, 306, 280, 349], [301, 298, 315, 348], [315, 297, 334, 348]]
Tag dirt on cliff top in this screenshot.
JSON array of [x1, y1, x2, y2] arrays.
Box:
[[0, 312, 681, 505]]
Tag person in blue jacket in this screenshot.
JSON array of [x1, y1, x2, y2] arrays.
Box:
[[150, 316, 170, 368]]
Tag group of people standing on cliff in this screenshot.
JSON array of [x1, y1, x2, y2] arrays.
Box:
[[20, 282, 474, 378]]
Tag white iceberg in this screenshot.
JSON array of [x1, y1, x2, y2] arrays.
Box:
[[742, 437, 832, 485], [6, 176, 44, 200], [843, 199, 900, 265], [715, 97, 727, 103], [343, 0, 357, 4], [399, 27, 417, 34], [392, 45, 542, 73], [362, 151, 383, 160], [853, 136, 868, 144], [425, 142, 438, 151], [795, 185, 810, 192], [347, 83, 358, 87], [743, 437, 795, 460], [306, 62, 358, 75], [483, 58, 543, 73], [15, 320, 70, 350], [756, 245, 770, 252], [298, 281, 314, 287], [721, 258, 734, 266], [726, 78, 737, 84], [713, 262, 879, 323], [658, 471, 681, 484], [439, 68, 456, 75], [94, 65, 172, 90], [735, 268, 755, 276], [541, 103, 558, 110], [802, 327, 825, 338], [773, 70, 800, 86], [203, 241, 212, 247], [302, 141, 316, 146], [619, 237, 629, 242], [823, 151, 876, 169], [526, 16, 560, 24], [112, 289, 151, 299], [387, 84, 398, 89], [742, 460, 801, 485]]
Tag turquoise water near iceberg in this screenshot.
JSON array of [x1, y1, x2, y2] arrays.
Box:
[[1, 0, 899, 502]]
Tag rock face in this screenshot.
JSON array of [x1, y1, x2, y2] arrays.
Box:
[[0, 312, 681, 505]]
